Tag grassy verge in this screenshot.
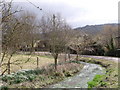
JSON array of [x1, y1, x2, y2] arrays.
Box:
[[0, 61, 84, 88], [78, 56, 118, 88]]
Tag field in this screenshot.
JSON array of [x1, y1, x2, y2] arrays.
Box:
[[1, 53, 54, 74]]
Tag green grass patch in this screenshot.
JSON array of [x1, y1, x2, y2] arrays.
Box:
[[87, 75, 107, 88]]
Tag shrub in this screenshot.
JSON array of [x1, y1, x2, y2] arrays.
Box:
[[13, 79, 22, 84], [0, 86, 8, 90], [10, 75, 28, 84], [39, 75, 46, 81], [1, 75, 13, 82], [53, 72, 64, 77], [27, 75, 36, 82], [64, 71, 73, 77], [100, 81, 107, 87]]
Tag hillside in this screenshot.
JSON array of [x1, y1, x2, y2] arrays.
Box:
[[74, 23, 117, 35]]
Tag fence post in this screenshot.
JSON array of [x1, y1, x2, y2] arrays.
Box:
[[8, 60, 10, 74], [37, 57, 39, 68]]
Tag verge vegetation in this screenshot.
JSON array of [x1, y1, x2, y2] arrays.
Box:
[[0, 60, 84, 88], [78, 56, 118, 88]]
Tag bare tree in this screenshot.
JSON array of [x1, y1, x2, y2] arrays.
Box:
[[67, 30, 84, 60], [17, 11, 39, 53], [68, 30, 96, 60], [39, 14, 71, 70], [98, 25, 118, 46], [97, 25, 118, 56], [1, 1, 39, 74], [1, 0, 24, 74]]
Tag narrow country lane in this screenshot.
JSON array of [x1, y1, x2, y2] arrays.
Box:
[[80, 55, 119, 63], [34, 52, 119, 63]]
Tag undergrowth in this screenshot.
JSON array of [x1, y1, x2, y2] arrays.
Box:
[[0, 61, 84, 88]]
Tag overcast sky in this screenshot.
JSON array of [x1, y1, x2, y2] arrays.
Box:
[[10, 0, 119, 28]]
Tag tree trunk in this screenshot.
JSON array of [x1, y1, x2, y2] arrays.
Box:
[[76, 51, 79, 61], [54, 53, 58, 70], [68, 49, 71, 61], [65, 53, 67, 62], [0, 52, 6, 67], [8, 60, 10, 74], [68, 52, 71, 61], [64, 47, 67, 62], [7, 54, 13, 74]]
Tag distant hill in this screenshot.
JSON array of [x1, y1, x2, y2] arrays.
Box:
[[74, 23, 117, 35]]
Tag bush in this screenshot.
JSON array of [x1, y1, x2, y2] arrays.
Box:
[[1, 75, 13, 82], [64, 71, 73, 77], [39, 75, 46, 81], [13, 79, 23, 84], [100, 81, 107, 87], [0, 86, 8, 90], [53, 72, 64, 77], [1, 69, 44, 84], [27, 75, 36, 82], [10, 74, 28, 84]]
